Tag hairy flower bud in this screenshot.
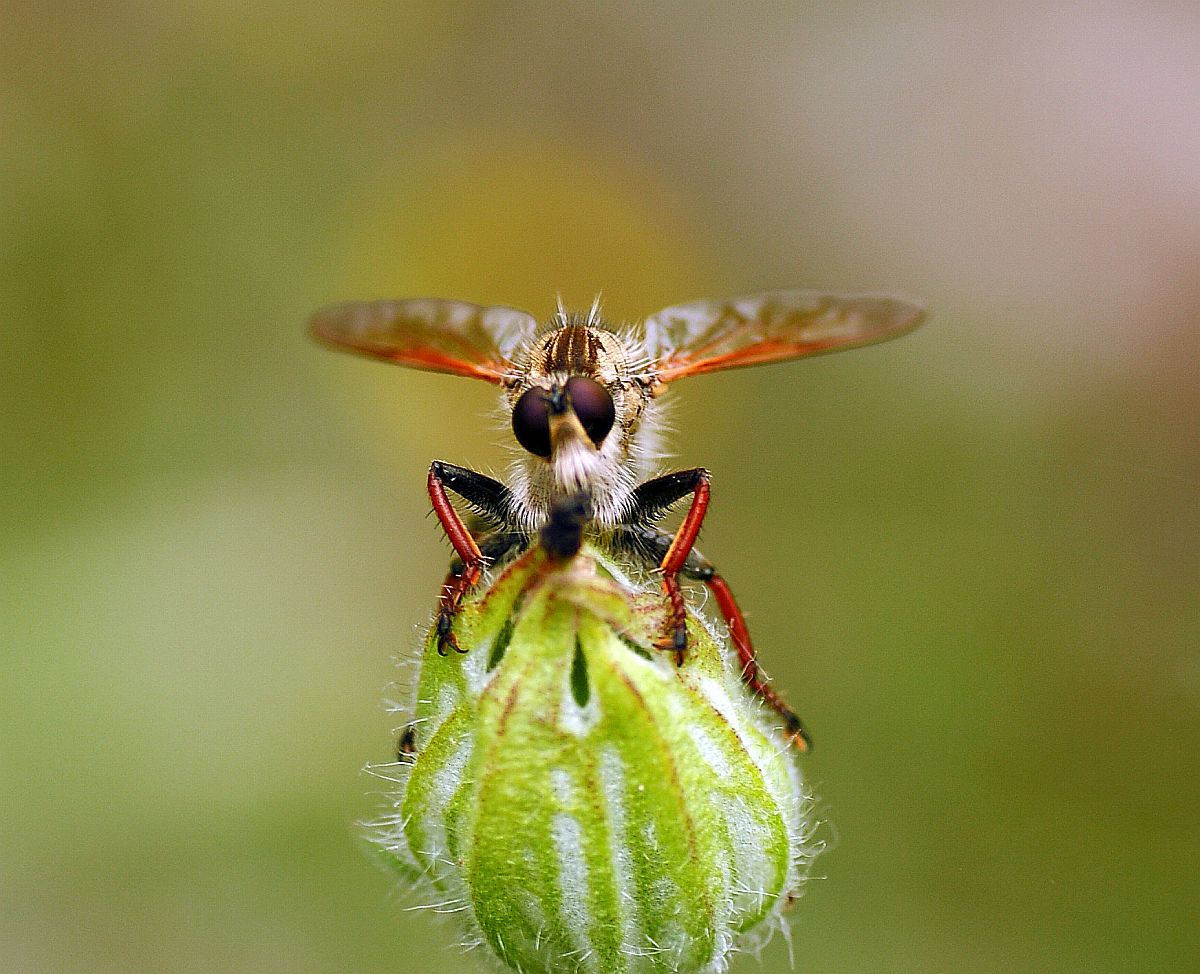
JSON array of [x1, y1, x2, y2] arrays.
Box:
[[366, 543, 816, 974]]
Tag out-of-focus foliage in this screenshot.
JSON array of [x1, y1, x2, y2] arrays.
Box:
[[2, 3, 1196, 973]]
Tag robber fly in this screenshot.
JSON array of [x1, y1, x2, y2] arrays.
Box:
[[312, 290, 925, 751]]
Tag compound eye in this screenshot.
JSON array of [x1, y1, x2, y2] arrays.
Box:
[[566, 376, 616, 447], [512, 388, 552, 458]]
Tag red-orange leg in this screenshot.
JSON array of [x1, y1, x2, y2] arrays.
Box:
[[706, 575, 811, 752], [634, 468, 811, 752], [656, 471, 712, 664], [427, 465, 483, 655]]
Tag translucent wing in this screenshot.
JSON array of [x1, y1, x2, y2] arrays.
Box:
[[643, 290, 926, 383], [310, 299, 539, 384]]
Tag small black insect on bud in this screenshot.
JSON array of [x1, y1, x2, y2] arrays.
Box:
[[397, 725, 417, 760], [540, 493, 592, 560]]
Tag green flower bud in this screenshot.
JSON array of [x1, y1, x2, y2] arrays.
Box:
[[366, 544, 816, 974]]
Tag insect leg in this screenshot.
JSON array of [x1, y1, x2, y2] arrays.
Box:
[[429, 460, 514, 524], [625, 468, 710, 523], [609, 521, 811, 752], [626, 469, 738, 661], [428, 463, 519, 655], [704, 573, 811, 752], [624, 468, 711, 662], [444, 530, 528, 583]]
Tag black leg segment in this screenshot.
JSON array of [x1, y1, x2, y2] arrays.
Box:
[[429, 460, 515, 526]]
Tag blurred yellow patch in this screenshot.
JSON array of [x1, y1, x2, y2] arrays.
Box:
[[335, 134, 721, 323]]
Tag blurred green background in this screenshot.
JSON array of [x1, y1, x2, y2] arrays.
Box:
[[3, 3, 1197, 972]]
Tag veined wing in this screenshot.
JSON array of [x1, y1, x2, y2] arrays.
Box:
[[310, 298, 538, 384], [643, 290, 925, 383]]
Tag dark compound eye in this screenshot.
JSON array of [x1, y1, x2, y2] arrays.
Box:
[[566, 376, 616, 447], [512, 388, 552, 458]]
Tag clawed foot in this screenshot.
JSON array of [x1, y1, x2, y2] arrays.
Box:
[[435, 611, 467, 655], [780, 710, 812, 752], [653, 623, 688, 667]]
